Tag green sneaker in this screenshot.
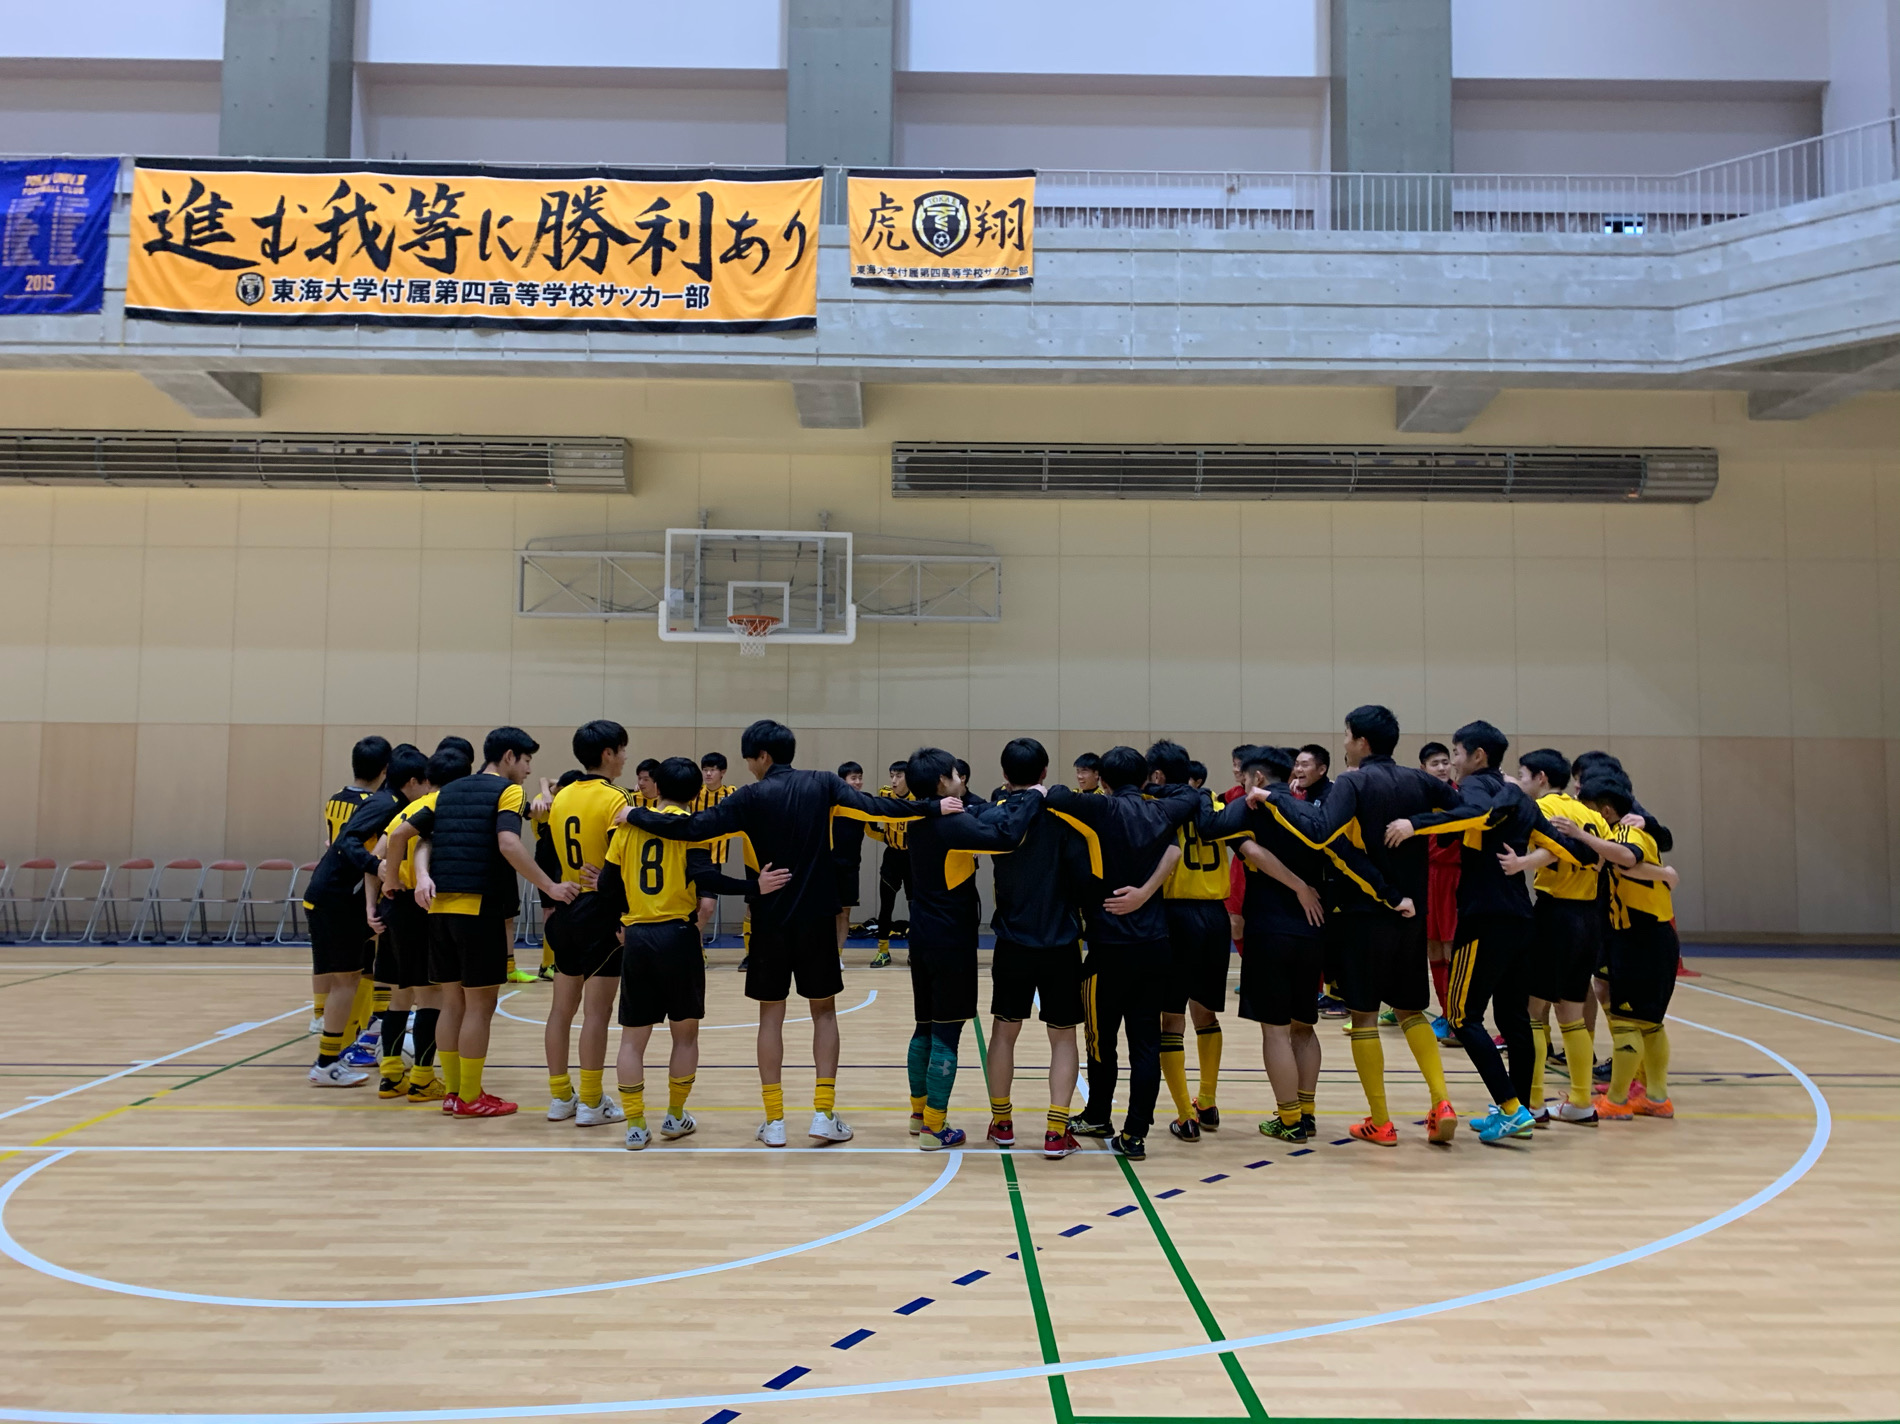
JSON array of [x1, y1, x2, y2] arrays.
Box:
[[869, 948, 892, 968], [1378, 1007, 1398, 1026], [1259, 1117, 1304, 1142]]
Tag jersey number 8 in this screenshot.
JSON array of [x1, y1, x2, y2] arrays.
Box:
[[639, 837, 666, 895]]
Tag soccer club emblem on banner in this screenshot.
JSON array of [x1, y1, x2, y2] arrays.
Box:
[[848, 170, 1033, 290]]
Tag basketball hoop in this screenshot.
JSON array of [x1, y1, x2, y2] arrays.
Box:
[[728, 613, 780, 657]]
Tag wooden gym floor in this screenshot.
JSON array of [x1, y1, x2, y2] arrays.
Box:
[[0, 947, 1893, 1424]]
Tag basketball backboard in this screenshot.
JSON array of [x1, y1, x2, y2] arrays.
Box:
[[657, 528, 856, 645]]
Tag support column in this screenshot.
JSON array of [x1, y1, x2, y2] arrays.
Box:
[[1329, 0, 1452, 230], [786, 0, 895, 166], [220, 0, 357, 159]]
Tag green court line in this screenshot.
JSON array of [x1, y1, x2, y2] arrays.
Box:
[[129, 1033, 308, 1105], [0, 966, 99, 991]]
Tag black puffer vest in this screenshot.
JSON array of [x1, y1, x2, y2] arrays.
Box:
[[430, 773, 508, 898]]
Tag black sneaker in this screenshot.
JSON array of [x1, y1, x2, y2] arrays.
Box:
[[737, 955, 750, 973], [1593, 1056, 1613, 1082], [1299, 1114, 1317, 1140], [1317, 993, 1349, 1019], [1070, 1115, 1114, 1138], [1193, 1100, 1220, 1131], [1546, 1047, 1567, 1071], [1109, 1132, 1146, 1160], [1169, 1117, 1201, 1142]]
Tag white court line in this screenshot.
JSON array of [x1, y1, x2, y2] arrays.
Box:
[[0, 1008, 1833, 1423], [0, 1005, 308, 1124], [1674, 979, 1900, 1044], [0, 1149, 960, 1309], [494, 987, 878, 1031]]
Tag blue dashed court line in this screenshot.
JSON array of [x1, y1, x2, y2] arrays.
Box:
[[952, 1269, 989, 1285], [1245, 1160, 1270, 1168], [1058, 1224, 1091, 1237], [1200, 1173, 1228, 1183], [1004, 1249, 1043, 1259], [701, 1411, 740, 1424], [1108, 1204, 1138, 1215], [1330, 1137, 1354, 1145], [762, 1366, 809, 1390], [832, 1330, 874, 1350], [894, 1297, 933, 1315], [1290, 1148, 1313, 1156], [1155, 1187, 1184, 1199]]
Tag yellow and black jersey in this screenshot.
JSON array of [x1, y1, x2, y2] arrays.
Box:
[[692, 781, 737, 865], [1534, 792, 1610, 902], [605, 806, 714, 925], [1609, 824, 1672, 927], [869, 787, 914, 852], [324, 784, 374, 847], [1163, 793, 1245, 901], [548, 775, 632, 887], [378, 791, 439, 892]]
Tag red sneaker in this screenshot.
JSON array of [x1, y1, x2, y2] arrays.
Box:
[[987, 1118, 1015, 1147], [1426, 1099, 1458, 1144], [1348, 1116, 1398, 1147], [453, 1092, 518, 1119], [1043, 1129, 1079, 1160], [441, 1093, 462, 1116]]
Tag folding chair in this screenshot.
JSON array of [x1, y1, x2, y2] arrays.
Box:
[[273, 862, 317, 945], [225, 859, 296, 945], [84, 858, 155, 944], [515, 876, 544, 948], [37, 860, 109, 944], [131, 859, 207, 945], [0, 859, 53, 943], [182, 860, 247, 944]]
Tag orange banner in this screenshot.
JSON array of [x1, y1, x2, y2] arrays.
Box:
[[847, 170, 1033, 290]]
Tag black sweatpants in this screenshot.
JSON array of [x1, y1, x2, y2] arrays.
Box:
[[1447, 912, 1535, 1108], [876, 848, 910, 927], [1080, 940, 1166, 1140]]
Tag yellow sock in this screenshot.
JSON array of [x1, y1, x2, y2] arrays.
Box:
[[814, 1076, 836, 1116], [1194, 1023, 1222, 1108], [345, 975, 374, 1039], [372, 984, 391, 1015], [743, 917, 752, 954], [1609, 1017, 1645, 1104], [623, 1081, 645, 1127], [989, 1094, 1012, 1121], [1640, 1023, 1670, 1100], [1500, 1096, 1522, 1114], [540, 944, 554, 971], [1531, 1020, 1549, 1107], [1559, 1019, 1595, 1107], [506, 954, 517, 976], [1159, 1031, 1192, 1119], [318, 1031, 344, 1061], [1399, 1013, 1451, 1104], [668, 1073, 694, 1116], [380, 1055, 403, 1080], [440, 1049, 461, 1097], [923, 1103, 947, 1132], [313, 990, 328, 1020], [408, 1062, 435, 1089], [1278, 1099, 1301, 1128], [1349, 1026, 1389, 1127], [459, 1056, 485, 1101], [909, 1094, 926, 1116], [1047, 1104, 1070, 1136], [762, 1082, 784, 1121], [549, 1073, 573, 1102], [578, 1069, 603, 1108], [1298, 1089, 1316, 1116]]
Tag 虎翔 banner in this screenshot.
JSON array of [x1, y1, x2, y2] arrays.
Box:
[[848, 169, 1033, 290], [126, 159, 822, 333]]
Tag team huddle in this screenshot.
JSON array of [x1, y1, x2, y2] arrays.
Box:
[[299, 707, 1682, 1157]]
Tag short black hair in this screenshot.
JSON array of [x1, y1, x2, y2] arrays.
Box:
[[955, 758, 971, 782], [1572, 749, 1623, 781], [555, 768, 585, 791], [655, 756, 704, 804], [700, 751, 728, 771], [1187, 760, 1207, 783], [1074, 751, 1102, 772], [1518, 748, 1570, 791], [888, 760, 907, 775], [1452, 720, 1508, 771], [742, 718, 796, 765], [635, 758, 660, 777], [837, 760, 863, 778], [1001, 737, 1049, 786], [1344, 704, 1400, 758], [1418, 741, 1450, 763], [484, 726, 539, 765], [426, 748, 472, 787], [905, 747, 956, 797], [435, 735, 474, 762], [1100, 745, 1148, 790], [387, 744, 429, 794], [351, 735, 392, 781], [1231, 744, 1250, 760], [1242, 745, 1294, 782], [1297, 743, 1331, 771], [572, 719, 628, 771], [1579, 770, 1633, 819], [1146, 739, 1192, 785]]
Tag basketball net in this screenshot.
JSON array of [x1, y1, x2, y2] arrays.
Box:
[[728, 613, 780, 657]]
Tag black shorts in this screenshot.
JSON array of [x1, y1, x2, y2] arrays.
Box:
[[1238, 930, 1324, 1025], [1163, 899, 1233, 1014], [618, 920, 706, 1026], [1605, 917, 1678, 1024], [909, 944, 978, 1023], [544, 894, 623, 979], [1333, 911, 1429, 1015], [308, 901, 371, 977], [1529, 895, 1601, 1005], [991, 938, 1084, 1026], [383, 892, 431, 990], [1447, 912, 1533, 1030], [428, 911, 510, 989], [746, 917, 844, 1002], [835, 861, 862, 909]]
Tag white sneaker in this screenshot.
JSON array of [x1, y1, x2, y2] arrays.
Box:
[[308, 1061, 368, 1088], [1555, 1100, 1600, 1125], [547, 1094, 578, 1121], [577, 1097, 625, 1127], [757, 1118, 787, 1148], [809, 1110, 854, 1144], [308, 1016, 323, 1034], [660, 1111, 696, 1140], [624, 1122, 650, 1151]]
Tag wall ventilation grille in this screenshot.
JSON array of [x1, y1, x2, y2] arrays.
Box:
[[0, 432, 628, 492], [892, 444, 1717, 502]]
